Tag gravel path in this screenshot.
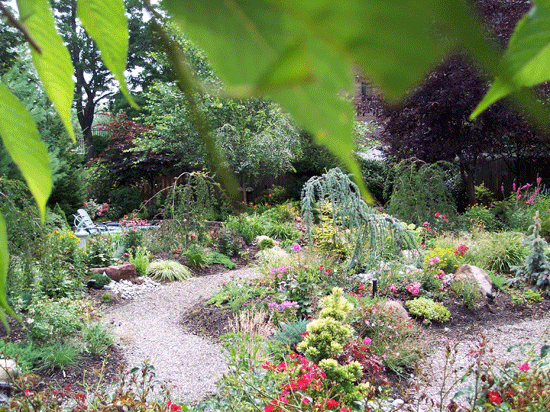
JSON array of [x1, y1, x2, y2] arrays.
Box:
[[105, 268, 550, 409], [411, 315, 550, 410], [104, 268, 262, 405]]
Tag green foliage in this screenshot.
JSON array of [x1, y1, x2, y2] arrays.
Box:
[[386, 158, 458, 226], [405, 297, 450, 324], [109, 186, 142, 219], [466, 231, 528, 274], [205, 251, 236, 269], [212, 227, 242, 257], [297, 287, 354, 363], [271, 319, 310, 349], [128, 246, 151, 277], [462, 204, 497, 231], [25, 298, 84, 344], [451, 279, 483, 309], [86, 235, 116, 269], [301, 168, 416, 272], [146, 259, 192, 282], [512, 211, 550, 290], [87, 271, 112, 290], [38, 341, 81, 370], [265, 222, 301, 242], [523, 288, 543, 303], [0, 339, 42, 373], [164, 172, 225, 248], [488, 271, 509, 291], [81, 321, 114, 355], [183, 245, 207, 268], [358, 156, 393, 205], [224, 213, 267, 245], [207, 280, 269, 313], [100, 292, 113, 303], [258, 238, 275, 251]]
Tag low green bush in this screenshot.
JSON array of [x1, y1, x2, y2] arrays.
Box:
[[183, 245, 207, 268], [405, 297, 450, 324], [205, 251, 236, 269]]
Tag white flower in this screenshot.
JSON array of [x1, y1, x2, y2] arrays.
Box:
[[26, 318, 34, 324]]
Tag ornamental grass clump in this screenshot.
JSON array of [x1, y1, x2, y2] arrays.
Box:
[[146, 259, 192, 282]]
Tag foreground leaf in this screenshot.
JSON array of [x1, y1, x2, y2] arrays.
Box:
[[0, 215, 19, 331], [471, 0, 550, 118], [0, 83, 51, 220], [166, 0, 372, 202], [17, 0, 76, 142], [78, 0, 138, 109]]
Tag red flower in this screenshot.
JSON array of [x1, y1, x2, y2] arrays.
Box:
[[326, 399, 340, 409], [264, 404, 276, 412], [435, 212, 440, 217], [167, 401, 182, 412], [488, 390, 502, 405]]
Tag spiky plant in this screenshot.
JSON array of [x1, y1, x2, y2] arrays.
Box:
[[146, 259, 192, 282]]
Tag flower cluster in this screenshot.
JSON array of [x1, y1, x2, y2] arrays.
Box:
[[270, 265, 291, 278], [119, 212, 150, 227], [454, 243, 469, 256], [261, 354, 352, 412], [268, 301, 300, 326], [405, 281, 420, 295]]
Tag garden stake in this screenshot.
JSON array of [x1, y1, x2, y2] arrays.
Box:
[[372, 279, 378, 298]]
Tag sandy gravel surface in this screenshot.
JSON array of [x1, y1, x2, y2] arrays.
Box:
[[104, 268, 262, 405], [105, 267, 549, 409], [411, 315, 550, 410]]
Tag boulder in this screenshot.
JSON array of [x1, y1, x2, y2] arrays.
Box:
[[454, 264, 493, 298], [0, 359, 20, 382], [383, 300, 410, 321], [90, 264, 137, 282]]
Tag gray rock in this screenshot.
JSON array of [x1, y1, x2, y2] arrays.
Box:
[[454, 264, 492, 297]]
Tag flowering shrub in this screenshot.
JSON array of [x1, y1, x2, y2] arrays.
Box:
[[348, 298, 420, 374], [423, 247, 462, 275], [268, 300, 300, 327], [269, 265, 335, 317], [451, 336, 550, 412], [4, 362, 181, 412]]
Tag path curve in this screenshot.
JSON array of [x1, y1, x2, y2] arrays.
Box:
[[104, 268, 262, 404]]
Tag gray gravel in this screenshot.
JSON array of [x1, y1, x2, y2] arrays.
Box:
[[104, 268, 550, 409], [410, 315, 550, 410], [104, 268, 262, 405]]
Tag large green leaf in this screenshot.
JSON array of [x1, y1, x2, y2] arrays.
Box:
[[77, 0, 138, 109], [17, 0, 76, 142], [471, 0, 550, 118], [0, 83, 51, 220], [0, 214, 17, 330], [165, 0, 373, 202]]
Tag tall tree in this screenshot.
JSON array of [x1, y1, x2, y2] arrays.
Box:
[[52, 0, 164, 160], [361, 0, 548, 205]]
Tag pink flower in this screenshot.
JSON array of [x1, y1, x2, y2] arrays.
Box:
[[83, 202, 88, 207], [24, 389, 33, 397], [518, 362, 530, 371], [435, 212, 440, 217], [390, 284, 397, 293], [537, 177, 542, 185], [513, 182, 516, 191], [364, 337, 372, 345], [293, 243, 301, 251], [444, 218, 449, 223], [501, 185, 504, 193]]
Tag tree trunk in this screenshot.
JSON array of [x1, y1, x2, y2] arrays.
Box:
[[459, 162, 476, 206]]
